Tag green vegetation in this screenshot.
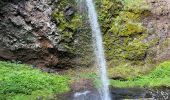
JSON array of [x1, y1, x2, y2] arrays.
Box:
[[0, 1, 170, 100], [108, 63, 145, 79], [52, 0, 94, 67], [95, 0, 153, 67], [0, 61, 69, 100], [64, 67, 99, 84], [51, 0, 159, 68], [110, 61, 170, 88], [52, 0, 85, 53], [63, 61, 170, 88]]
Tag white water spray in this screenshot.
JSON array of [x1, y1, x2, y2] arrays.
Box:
[[85, 0, 111, 100]]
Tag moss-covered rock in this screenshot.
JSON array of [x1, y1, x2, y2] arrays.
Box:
[[52, 0, 94, 67], [123, 40, 148, 60], [51, 0, 170, 69], [52, 0, 82, 52], [110, 61, 170, 88], [95, 0, 153, 67]]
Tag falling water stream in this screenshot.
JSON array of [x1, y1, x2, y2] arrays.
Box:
[[85, 0, 111, 100]]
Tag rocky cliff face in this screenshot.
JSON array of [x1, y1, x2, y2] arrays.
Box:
[[1, 0, 170, 68], [0, 0, 93, 68], [95, 0, 170, 67], [0, 0, 61, 67], [144, 0, 170, 62]]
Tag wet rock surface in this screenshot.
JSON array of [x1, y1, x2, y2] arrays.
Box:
[[57, 90, 101, 100], [111, 87, 170, 100], [58, 87, 170, 100]]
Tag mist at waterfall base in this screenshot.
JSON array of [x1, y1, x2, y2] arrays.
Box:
[[77, 0, 111, 100]]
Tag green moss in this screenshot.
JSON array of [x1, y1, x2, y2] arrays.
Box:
[[110, 61, 170, 88], [123, 40, 148, 60], [52, 0, 83, 52], [119, 11, 141, 21], [123, 0, 150, 13], [52, 0, 96, 67], [52, 1, 94, 66], [95, 0, 153, 67], [108, 63, 142, 79], [0, 61, 69, 100], [109, 11, 146, 37], [96, 0, 123, 33], [160, 38, 170, 52], [52, 12, 82, 43]]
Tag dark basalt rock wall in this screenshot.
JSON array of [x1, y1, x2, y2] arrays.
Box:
[[0, 0, 61, 67], [0, 0, 94, 68]]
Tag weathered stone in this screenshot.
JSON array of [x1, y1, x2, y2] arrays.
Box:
[[10, 16, 26, 26], [0, 0, 60, 67], [144, 0, 170, 62], [64, 6, 75, 20]]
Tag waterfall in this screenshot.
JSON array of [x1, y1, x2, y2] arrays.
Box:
[[85, 0, 111, 100]]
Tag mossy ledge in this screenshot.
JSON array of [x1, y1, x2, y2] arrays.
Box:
[[110, 61, 170, 88]]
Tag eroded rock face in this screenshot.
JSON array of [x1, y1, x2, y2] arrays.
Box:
[[0, 0, 93, 68], [0, 0, 60, 67], [144, 0, 170, 62]]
